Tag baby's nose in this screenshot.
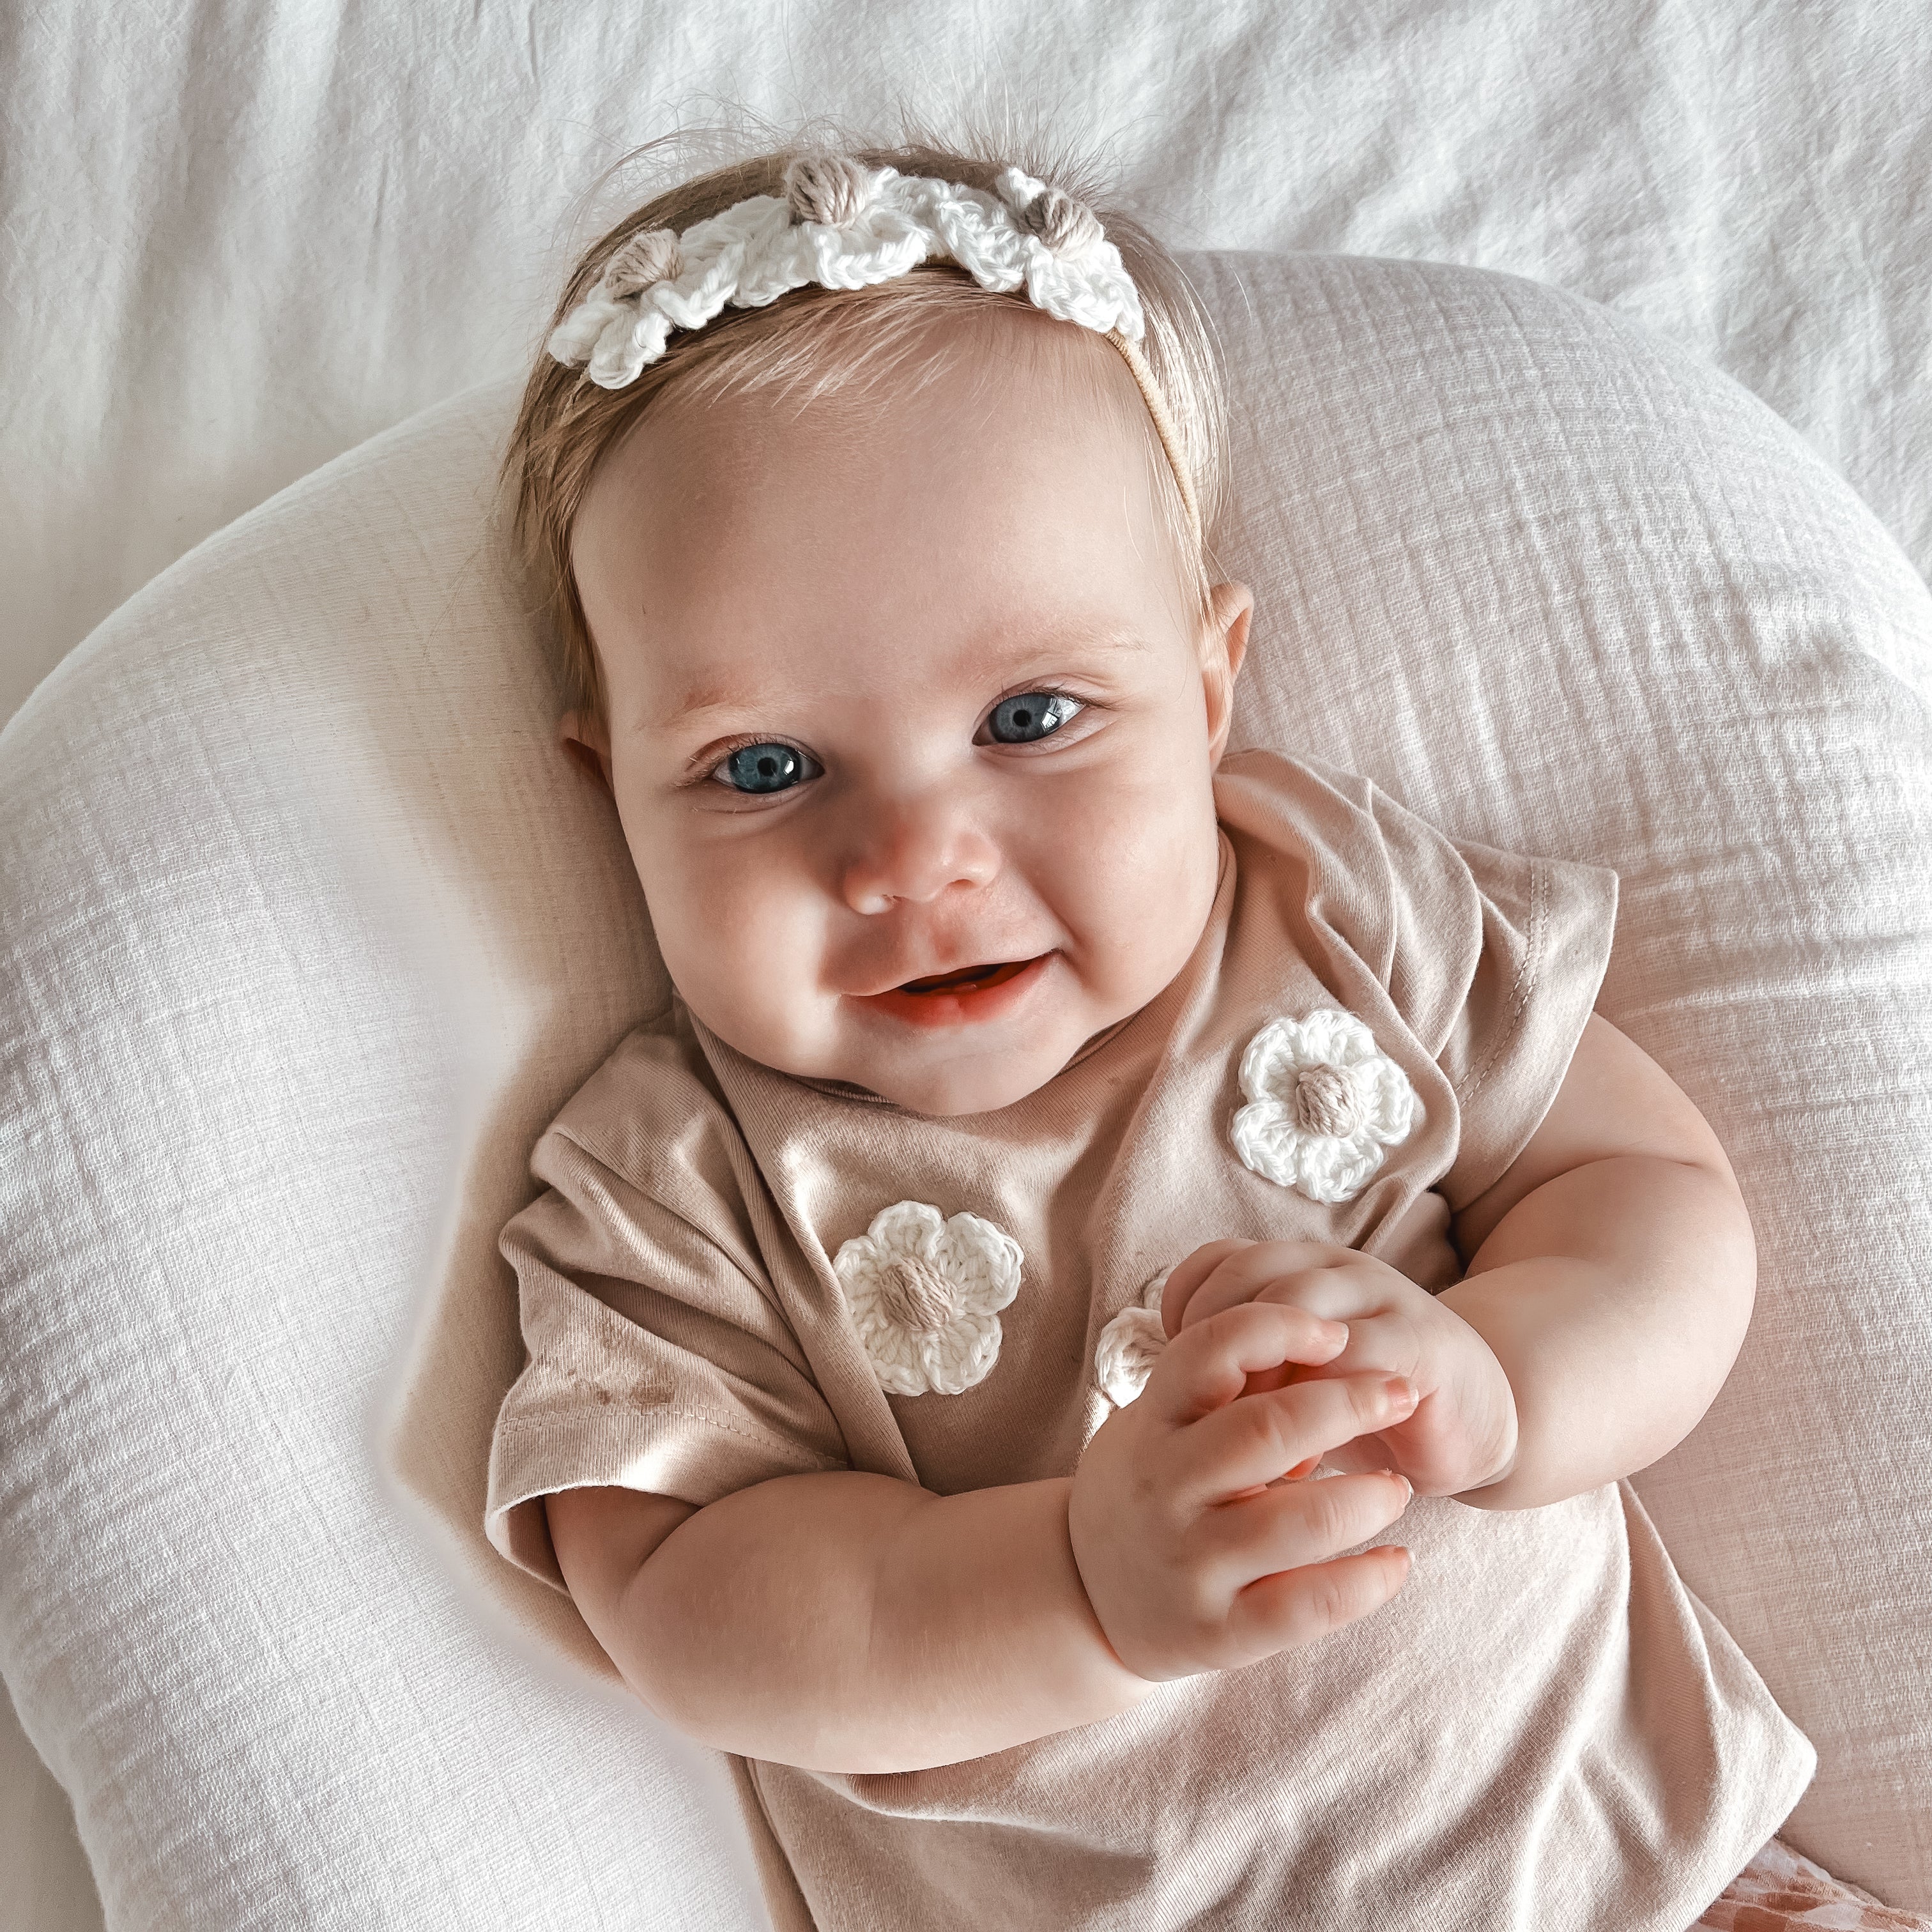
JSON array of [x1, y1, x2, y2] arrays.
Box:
[[839, 795, 1001, 914]]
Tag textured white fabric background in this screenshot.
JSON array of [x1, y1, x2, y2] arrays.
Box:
[[4, 249, 1928, 1931], [5, 2, 1932, 733], [6, 3, 1932, 1926]]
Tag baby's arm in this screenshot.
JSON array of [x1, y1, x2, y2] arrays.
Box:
[[548, 1473, 1153, 1772], [547, 1333, 1420, 1773], [1437, 1011, 1757, 1510]]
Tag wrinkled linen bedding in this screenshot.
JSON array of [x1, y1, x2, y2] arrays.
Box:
[[6, 2, 1931, 730]]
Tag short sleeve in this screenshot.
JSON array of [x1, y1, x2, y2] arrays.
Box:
[[483, 1043, 849, 1591], [1414, 829, 1620, 1211], [1216, 750, 1620, 1216]]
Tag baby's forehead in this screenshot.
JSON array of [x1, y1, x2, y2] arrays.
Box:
[[570, 317, 1194, 710], [588, 310, 1153, 528]]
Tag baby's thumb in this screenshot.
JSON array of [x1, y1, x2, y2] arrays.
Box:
[[1160, 1238, 1255, 1337]]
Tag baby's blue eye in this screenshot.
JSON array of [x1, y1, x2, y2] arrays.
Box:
[[986, 693, 1082, 744], [716, 742, 817, 793]]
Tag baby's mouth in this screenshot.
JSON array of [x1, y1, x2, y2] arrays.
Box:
[[854, 953, 1054, 1030], [894, 958, 1036, 996]]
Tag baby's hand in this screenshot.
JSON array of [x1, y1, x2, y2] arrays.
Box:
[[1068, 1303, 1420, 1682], [1163, 1239, 1519, 1502]]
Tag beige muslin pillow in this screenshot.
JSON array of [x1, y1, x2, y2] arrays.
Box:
[[2, 252, 1926, 1928]]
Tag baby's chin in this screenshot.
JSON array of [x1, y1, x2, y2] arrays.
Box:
[[746, 1016, 1089, 1117], [702, 989, 1112, 1116], [842, 1043, 1077, 1118]]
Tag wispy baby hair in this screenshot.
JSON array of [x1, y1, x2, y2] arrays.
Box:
[[497, 116, 1231, 730]]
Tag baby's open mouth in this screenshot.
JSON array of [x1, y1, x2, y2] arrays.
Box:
[[858, 953, 1052, 1030], [895, 958, 1036, 996]]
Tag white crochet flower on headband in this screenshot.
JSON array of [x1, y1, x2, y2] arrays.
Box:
[[833, 1200, 1023, 1397], [989, 166, 1145, 337], [547, 153, 1146, 390], [1230, 1009, 1423, 1204]]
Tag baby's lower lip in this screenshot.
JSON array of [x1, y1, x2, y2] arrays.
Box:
[[900, 958, 1035, 995], [856, 954, 1053, 1029]]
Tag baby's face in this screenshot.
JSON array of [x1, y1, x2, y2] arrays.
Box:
[[567, 313, 1252, 1116]]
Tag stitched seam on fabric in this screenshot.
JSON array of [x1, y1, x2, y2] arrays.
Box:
[[550, 1119, 796, 1331], [1458, 855, 1547, 1107], [500, 1365, 844, 1468]]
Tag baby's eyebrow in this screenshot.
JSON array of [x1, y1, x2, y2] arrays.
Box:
[[962, 620, 1154, 677], [650, 681, 755, 732], [645, 623, 1151, 732]]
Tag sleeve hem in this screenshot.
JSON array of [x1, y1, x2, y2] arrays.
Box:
[[1440, 853, 1620, 1215], [484, 1403, 850, 1590]]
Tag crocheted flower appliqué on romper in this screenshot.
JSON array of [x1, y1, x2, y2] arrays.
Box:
[[1091, 1008, 1423, 1409], [1230, 1008, 1422, 1204], [834, 1200, 1023, 1397]]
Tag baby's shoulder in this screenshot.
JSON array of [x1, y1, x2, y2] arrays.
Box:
[[537, 1000, 741, 1193], [1215, 746, 1418, 916], [1215, 746, 1430, 857], [1215, 746, 1515, 939], [501, 1004, 774, 1300]]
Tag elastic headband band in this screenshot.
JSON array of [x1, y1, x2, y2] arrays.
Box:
[[547, 155, 1203, 549], [1102, 327, 1202, 548]]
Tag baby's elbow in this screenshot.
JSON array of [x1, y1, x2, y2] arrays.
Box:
[[548, 1487, 704, 1708], [1696, 1153, 1755, 1291], [1670, 1153, 1758, 1363]]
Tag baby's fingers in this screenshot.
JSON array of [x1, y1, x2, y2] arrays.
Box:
[[1170, 1368, 1420, 1508], [1172, 1239, 1356, 1335], [1225, 1542, 1414, 1660], [1147, 1301, 1352, 1429], [1201, 1464, 1414, 1593]]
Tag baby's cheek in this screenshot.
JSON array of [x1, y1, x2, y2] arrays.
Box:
[[1039, 772, 1219, 992], [643, 837, 831, 1052]]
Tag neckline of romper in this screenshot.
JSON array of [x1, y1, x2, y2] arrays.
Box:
[[760, 828, 1238, 1114]]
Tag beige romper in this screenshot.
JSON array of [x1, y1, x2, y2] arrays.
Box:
[[485, 748, 1816, 1932]]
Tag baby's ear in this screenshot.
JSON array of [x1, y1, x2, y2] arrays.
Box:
[[1202, 581, 1254, 765], [558, 709, 615, 795]]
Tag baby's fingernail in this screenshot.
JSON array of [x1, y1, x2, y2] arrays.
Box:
[[1319, 1320, 1349, 1345], [1384, 1376, 1418, 1409]]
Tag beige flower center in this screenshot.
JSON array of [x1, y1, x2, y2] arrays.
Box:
[[602, 227, 682, 298], [1293, 1062, 1362, 1138], [785, 153, 874, 227], [1018, 184, 1103, 254], [877, 1254, 958, 1333]]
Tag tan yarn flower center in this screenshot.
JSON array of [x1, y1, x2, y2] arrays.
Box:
[[785, 153, 875, 227], [1294, 1062, 1362, 1137], [878, 1254, 958, 1333], [602, 227, 682, 298], [1018, 183, 1103, 255]]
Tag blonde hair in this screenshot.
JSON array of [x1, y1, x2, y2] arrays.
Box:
[[497, 118, 1230, 729]]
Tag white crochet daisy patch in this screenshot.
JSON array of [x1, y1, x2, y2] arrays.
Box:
[[1230, 1008, 1423, 1204], [833, 1200, 1023, 1397], [1092, 1271, 1170, 1409]]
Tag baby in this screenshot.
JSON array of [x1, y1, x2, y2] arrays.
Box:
[[484, 137, 1816, 1930]]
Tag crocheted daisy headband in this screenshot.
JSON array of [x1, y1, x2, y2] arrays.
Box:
[[546, 154, 1204, 548]]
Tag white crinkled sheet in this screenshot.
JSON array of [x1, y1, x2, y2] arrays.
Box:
[[4, 1, 1930, 730], [4, 247, 1929, 1932]]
